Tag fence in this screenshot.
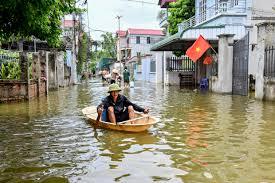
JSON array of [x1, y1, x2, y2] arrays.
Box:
[[166, 56, 195, 72], [264, 46, 275, 77]]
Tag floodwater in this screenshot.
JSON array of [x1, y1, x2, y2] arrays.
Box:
[[0, 79, 275, 183]]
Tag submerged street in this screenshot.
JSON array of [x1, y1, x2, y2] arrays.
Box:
[[1, 79, 275, 183]]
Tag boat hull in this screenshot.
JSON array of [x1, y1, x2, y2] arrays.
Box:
[[82, 106, 157, 132]]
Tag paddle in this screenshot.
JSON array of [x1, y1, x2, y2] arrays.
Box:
[[95, 104, 103, 126]]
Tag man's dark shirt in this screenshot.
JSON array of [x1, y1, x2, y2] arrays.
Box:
[[123, 70, 130, 82], [97, 94, 144, 122]]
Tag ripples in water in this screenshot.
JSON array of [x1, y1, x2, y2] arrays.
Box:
[[1, 80, 275, 182]]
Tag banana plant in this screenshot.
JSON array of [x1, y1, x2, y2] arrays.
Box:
[[0, 63, 6, 79]]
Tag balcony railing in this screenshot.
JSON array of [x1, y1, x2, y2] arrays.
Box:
[[166, 56, 195, 72], [159, 16, 168, 28], [178, 1, 245, 32]]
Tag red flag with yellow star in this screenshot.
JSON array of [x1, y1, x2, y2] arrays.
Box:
[[203, 55, 213, 65], [186, 35, 211, 62]]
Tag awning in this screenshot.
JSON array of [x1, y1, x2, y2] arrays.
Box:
[[150, 32, 189, 51], [150, 25, 245, 52]]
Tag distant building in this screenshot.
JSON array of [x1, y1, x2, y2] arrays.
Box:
[[116, 28, 165, 82]]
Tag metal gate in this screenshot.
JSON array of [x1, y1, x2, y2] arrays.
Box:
[[232, 33, 249, 96]]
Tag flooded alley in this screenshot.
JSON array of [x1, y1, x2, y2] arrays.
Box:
[[1, 80, 275, 183]]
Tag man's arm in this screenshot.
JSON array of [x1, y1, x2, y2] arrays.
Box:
[[97, 97, 109, 111], [124, 96, 148, 113]]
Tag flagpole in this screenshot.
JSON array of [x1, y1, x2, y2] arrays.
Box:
[[210, 47, 218, 55]]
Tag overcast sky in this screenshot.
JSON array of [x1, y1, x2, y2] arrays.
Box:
[[85, 0, 161, 40]]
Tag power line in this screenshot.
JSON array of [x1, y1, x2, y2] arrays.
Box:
[[120, 0, 158, 5], [88, 28, 115, 34]]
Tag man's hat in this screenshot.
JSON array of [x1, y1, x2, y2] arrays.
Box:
[[108, 83, 121, 93]]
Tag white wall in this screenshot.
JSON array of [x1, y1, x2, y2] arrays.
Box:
[[128, 35, 164, 57], [167, 72, 181, 85], [182, 24, 246, 40], [211, 34, 234, 93], [201, 15, 247, 27], [252, 0, 275, 18], [134, 55, 157, 83], [155, 52, 164, 83]]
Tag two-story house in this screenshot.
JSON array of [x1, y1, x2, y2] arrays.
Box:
[[117, 28, 165, 83], [152, 0, 275, 96]]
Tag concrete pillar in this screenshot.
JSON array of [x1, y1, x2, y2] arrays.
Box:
[[19, 52, 29, 83], [254, 27, 265, 100], [211, 34, 234, 93], [33, 52, 41, 96], [56, 51, 65, 87], [32, 53, 39, 80], [70, 52, 77, 84], [155, 52, 163, 83], [38, 51, 47, 95], [47, 52, 58, 90], [45, 52, 49, 94], [255, 22, 275, 100], [163, 51, 168, 85], [19, 52, 29, 99]]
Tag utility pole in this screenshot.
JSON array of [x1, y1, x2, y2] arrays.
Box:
[[71, 2, 77, 84], [86, 0, 91, 73], [116, 15, 122, 76]]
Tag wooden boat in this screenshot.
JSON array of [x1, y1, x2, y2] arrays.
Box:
[[82, 106, 157, 132]]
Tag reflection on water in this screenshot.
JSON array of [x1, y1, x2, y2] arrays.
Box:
[[0, 79, 275, 183]]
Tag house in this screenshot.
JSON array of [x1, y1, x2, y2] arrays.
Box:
[[62, 18, 80, 84], [152, 0, 275, 99], [116, 28, 165, 83]]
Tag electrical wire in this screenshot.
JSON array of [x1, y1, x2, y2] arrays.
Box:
[[120, 0, 158, 5]]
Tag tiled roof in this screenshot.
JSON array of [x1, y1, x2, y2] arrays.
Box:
[[63, 20, 79, 28], [127, 28, 164, 36], [116, 30, 127, 37]]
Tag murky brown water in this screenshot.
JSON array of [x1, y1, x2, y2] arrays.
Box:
[[1, 79, 275, 183]]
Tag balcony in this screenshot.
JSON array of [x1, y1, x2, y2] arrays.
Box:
[[178, 1, 246, 32], [159, 15, 168, 28]]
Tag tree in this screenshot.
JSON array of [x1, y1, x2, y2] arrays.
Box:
[[77, 32, 88, 74], [100, 32, 117, 59], [168, 0, 195, 35], [89, 32, 116, 72], [167, 0, 195, 56], [0, 0, 81, 47]]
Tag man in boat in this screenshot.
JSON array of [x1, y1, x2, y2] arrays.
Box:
[[97, 83, 149, 124]]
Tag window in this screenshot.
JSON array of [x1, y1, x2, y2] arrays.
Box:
[[150, 60, 156, 73], [147, 37, 151, 44], [230, 0, 238, 7], [136, 36, 140, 44], [215, 0, 219, 14], [199, 0, 207, 22]]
